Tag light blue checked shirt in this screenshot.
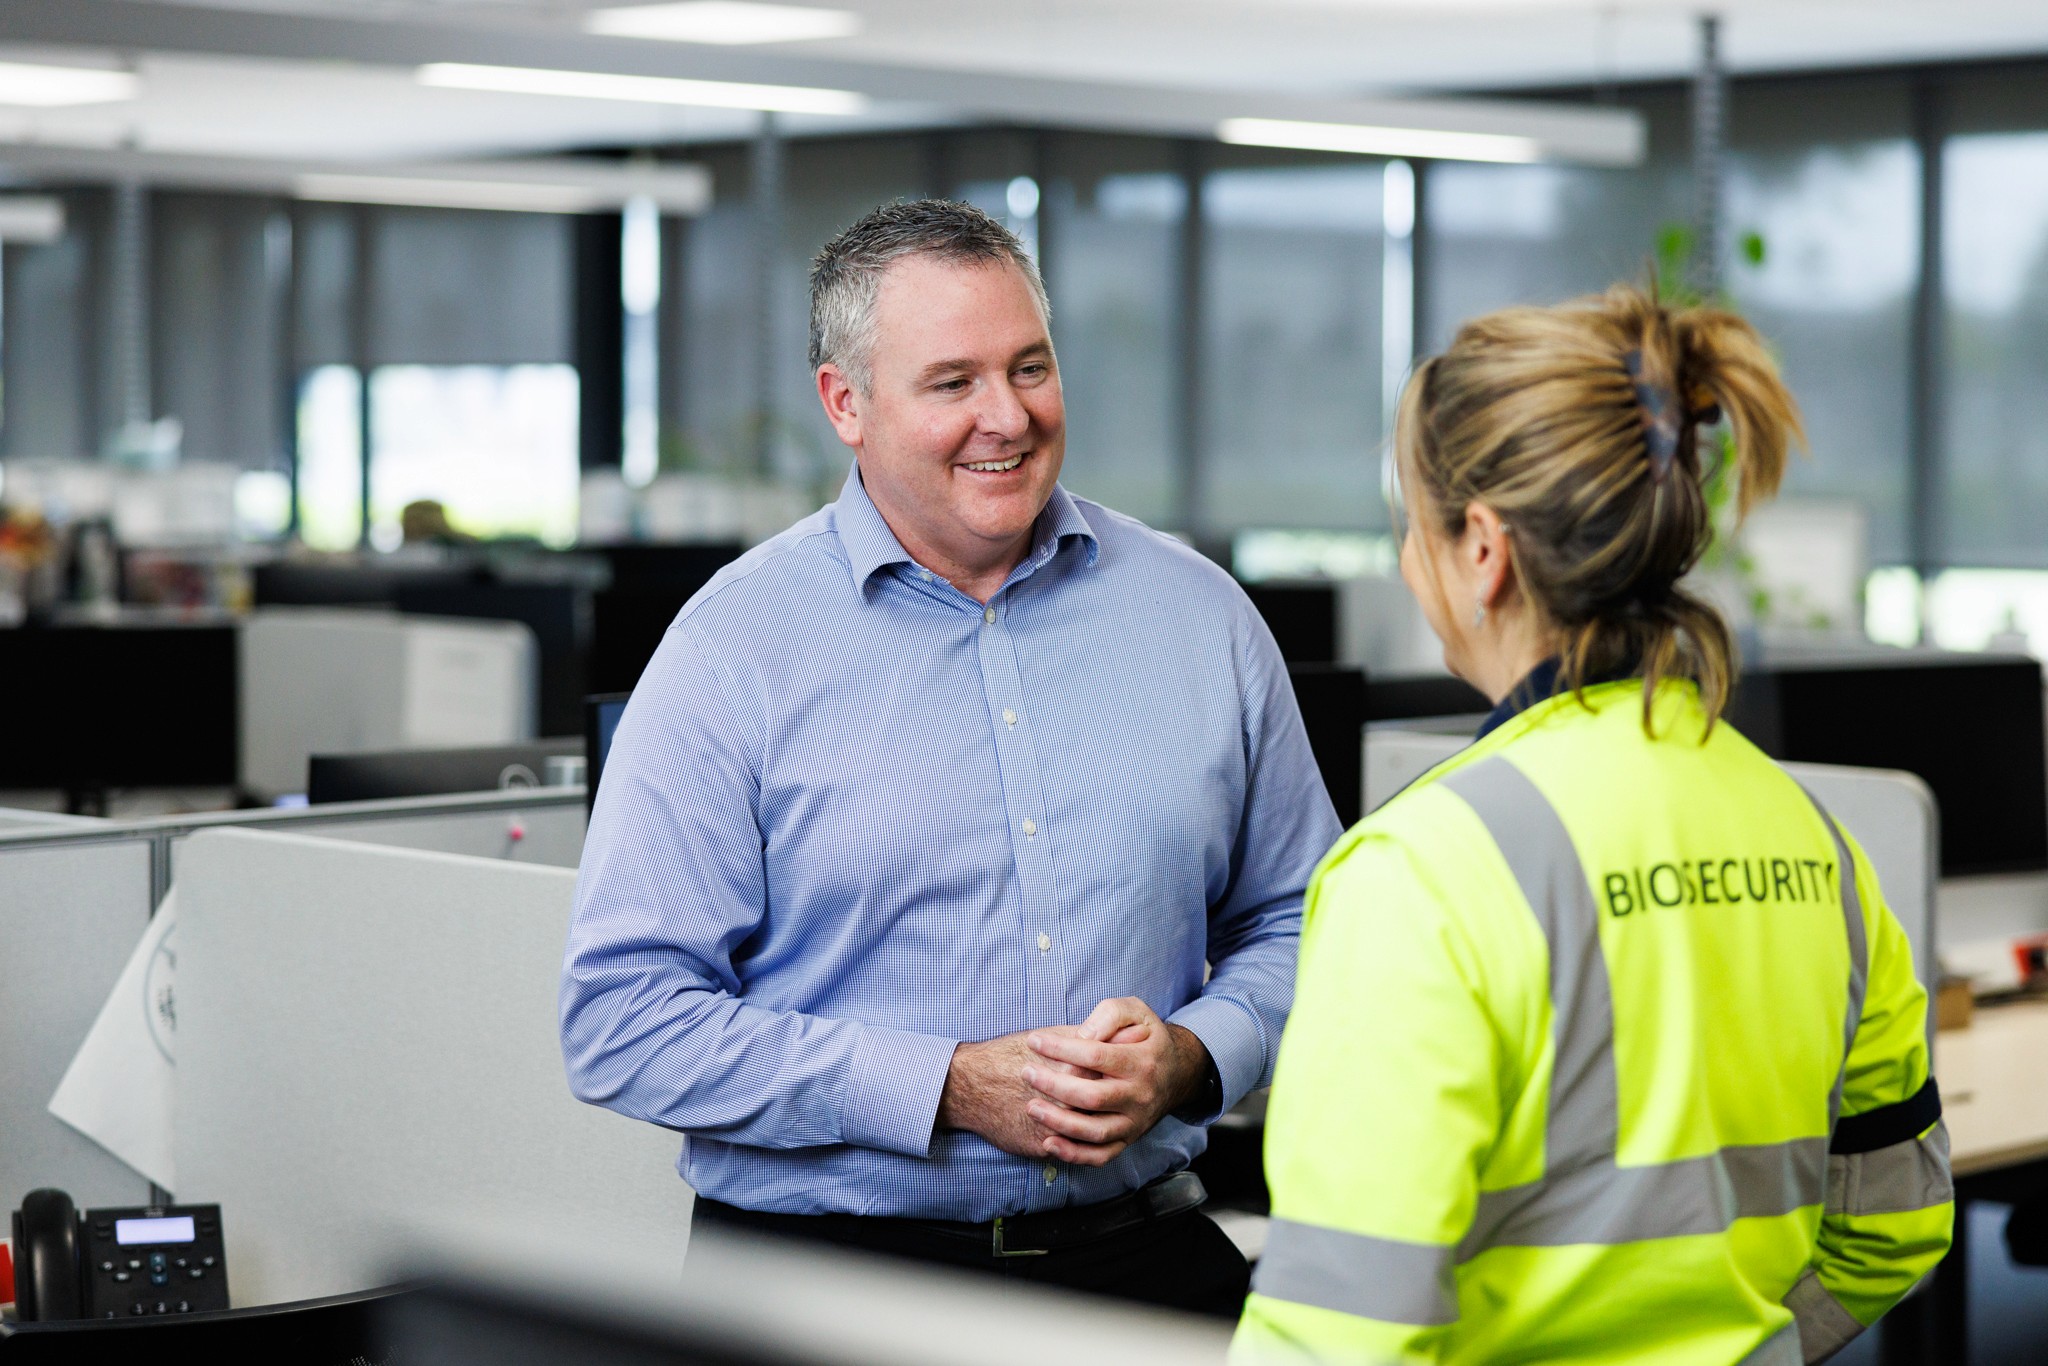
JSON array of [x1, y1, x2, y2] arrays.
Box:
[[561, 464, 1339, 1221]]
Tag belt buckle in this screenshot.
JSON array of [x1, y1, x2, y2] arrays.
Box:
[[990, 1216, 1049, 1258]]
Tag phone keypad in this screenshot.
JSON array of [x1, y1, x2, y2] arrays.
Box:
[[83, 1202, 230, 1318]]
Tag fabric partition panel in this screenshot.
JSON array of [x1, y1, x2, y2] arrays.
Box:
[[0, 839, 157, 1209], [1786, 761, 1939, 996], [170, 800, 586, 876], [173, 828, 689, 1307]]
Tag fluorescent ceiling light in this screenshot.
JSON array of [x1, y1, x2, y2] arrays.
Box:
[[0, 60, 138, 107], [586, 2, 860, 45], [295, 174, 607, 214], [1218, 117, 1542, 164], [418, 62, 866, 115]]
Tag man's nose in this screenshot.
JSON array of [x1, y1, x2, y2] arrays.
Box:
[[976, 379, 1031, 440]]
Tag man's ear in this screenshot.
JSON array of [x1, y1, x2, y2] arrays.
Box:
[[817, 364, 864, 449], [1464, 501, 1516, 609]]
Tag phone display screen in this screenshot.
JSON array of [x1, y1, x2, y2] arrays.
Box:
[[115, 1215, 196, 1245]]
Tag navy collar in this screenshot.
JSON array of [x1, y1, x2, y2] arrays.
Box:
[[834, 460, 1099, 599], [1476, 655, 1644, 740], [1474, 657, 1567, 741]]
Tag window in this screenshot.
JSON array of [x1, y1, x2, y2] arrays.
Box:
[[1726, 78, 1918, 563], [1422, 91, 1688, 353], [291, 203, 580, 547], [1043, 136, 1184, 523], [1200, 153, 1389, 533], [295, 364, 361, 551], [1942, 72, 2048, 568], [153, 192, 292, 473]]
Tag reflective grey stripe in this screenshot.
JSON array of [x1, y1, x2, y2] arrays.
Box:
[[1826, 1124, 1953, 1217], [1251, 1218, 1458, 1326], [1461, 1138, 1826, 1258], [1800, 788, 1868, 1132], [1785, 1270, 1865, 1362], [1439, 759, 1617, 1176], [1440, 756, 1837, 1259], [1738, 1320, 1806, 1366]]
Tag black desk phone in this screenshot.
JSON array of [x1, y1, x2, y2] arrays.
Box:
[[11, 1189, 230, 1320]]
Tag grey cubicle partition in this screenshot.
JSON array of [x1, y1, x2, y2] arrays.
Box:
[[173, 828, 689, 1308], [166, 789, 588, 879], [0, 838, 158, 1210], [0, 807, 106, 830], [1363, 730, 1940, 991], [0, 788, 585, 1222]]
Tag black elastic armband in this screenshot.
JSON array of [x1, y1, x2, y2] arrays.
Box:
[[1830, 1076, 1942, 1155]]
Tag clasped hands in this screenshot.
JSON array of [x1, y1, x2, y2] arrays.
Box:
[[937, 997, 1209, 1167]]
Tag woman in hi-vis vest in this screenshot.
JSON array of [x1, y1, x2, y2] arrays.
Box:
[[1234, 285, 1952, 1365]]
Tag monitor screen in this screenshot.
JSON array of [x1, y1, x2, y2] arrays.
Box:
[[1752, 655, 2048, 877], [307, 740, 582, 805], [585, 693, 631, 816], [0, 623, 239, 790]]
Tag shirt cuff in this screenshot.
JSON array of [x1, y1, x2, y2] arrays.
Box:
[[1167, 994, 1268, 1124], [841, 1025, 959, 1158]]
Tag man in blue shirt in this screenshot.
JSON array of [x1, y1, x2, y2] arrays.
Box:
[[561, 200, 1340, 1317]]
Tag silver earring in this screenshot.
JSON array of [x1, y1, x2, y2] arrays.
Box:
[[1473, 600, 1487, 628]]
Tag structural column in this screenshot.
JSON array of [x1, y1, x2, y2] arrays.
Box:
[[1691, 14, 1727, 295]]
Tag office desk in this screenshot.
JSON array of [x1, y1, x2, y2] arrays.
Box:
[[1883, 1001, 2048, 1364], [1942, 999, 2048, 1178]]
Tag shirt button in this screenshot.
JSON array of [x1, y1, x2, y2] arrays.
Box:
[[920, 570, 933, 582], [1002, 708, 1017, 728], [1043, 1163, 1058, 1184], [1022, 819, 1037, 837], [984, 606, 997, 624], [1037, 932, 1052, 952]]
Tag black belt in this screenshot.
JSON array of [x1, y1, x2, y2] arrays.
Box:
[[699, 1171, 1209, 1259]]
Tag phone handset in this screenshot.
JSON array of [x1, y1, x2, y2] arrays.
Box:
[[11, 1189, 84, 1321]]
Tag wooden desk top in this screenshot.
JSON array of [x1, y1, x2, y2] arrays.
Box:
[[1936, 998, 2048, 1177]]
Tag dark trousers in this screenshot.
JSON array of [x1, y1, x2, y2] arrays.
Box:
[[690, 1196, 1251, 1321]]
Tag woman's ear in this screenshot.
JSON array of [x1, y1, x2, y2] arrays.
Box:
[[1463, 502, 1516, 609]]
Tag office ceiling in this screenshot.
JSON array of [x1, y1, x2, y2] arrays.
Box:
[[129, 0, 2048, 94], [0, 0, 2044, 164]]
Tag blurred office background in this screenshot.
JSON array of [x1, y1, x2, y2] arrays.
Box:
[[6, 2, 2048, 760]]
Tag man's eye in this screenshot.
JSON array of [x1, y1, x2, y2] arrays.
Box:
[[935, 377, 970, 393], [1015, 364, 1048, 382]]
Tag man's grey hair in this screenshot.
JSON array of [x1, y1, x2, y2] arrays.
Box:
[[809, 199, 1050, 395]]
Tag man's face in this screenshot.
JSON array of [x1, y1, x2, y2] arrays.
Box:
[[820, 254, 1065, 580]]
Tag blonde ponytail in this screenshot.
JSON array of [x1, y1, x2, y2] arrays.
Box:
[[1396, 282, 1805, 733]]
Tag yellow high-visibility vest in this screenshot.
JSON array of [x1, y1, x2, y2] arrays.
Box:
[[1234, 678, 1952, 1365]]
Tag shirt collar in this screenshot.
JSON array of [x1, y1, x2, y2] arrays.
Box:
[[834, 460, 1100, 599], [1475, 654, 1641, 740], [1474, 657, 1567, 741]]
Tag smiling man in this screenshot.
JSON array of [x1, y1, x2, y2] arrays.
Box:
[[561, 200, 1338, 1316]]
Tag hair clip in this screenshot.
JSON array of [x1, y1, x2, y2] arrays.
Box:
[[1621, 349, 1683, 479]]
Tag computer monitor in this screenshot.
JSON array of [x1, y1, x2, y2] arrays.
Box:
[[0, 623, 239, 795], [1243, 582, 1341, 664], [1287, 665, 1368, 827], [307, 740, 582, 805], [1731, 652, 2048, 877], [587, 544, 740, 694], [585, 693, 630, 816], [1363, 672, 1490, 724]]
